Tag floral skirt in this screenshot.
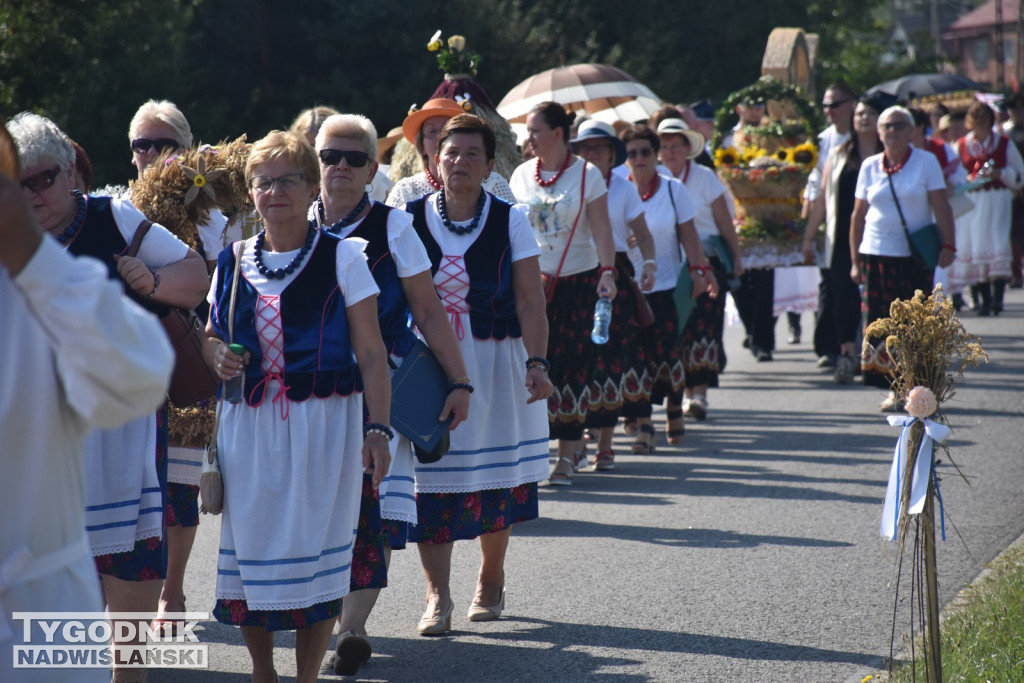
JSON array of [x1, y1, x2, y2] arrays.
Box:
[[860, 254, 933, 388], [350, 475, 388, 592], [96, 405, 168, 581], [385, 520, 409, 550], [680, 263, 728, 388], [583, 255, 644, 428], [622, 289, 684, 417], [165, 483, 199, 528], [409, 483, 538, 545], [546, 267, 605, 440], [213, 597, 341, 632]]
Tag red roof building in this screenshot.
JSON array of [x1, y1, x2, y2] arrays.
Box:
[[944, 0, 1023, 88]]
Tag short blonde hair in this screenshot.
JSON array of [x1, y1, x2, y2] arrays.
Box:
[[128, 100, 193, 149], [315, 114, 377, 161], [6, 111, 75, 172], [290, 106, 339, 144], [245, 130, 320, 188]]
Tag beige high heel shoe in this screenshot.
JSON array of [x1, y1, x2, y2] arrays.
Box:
[[417, 598, 454, 636], [467, 585, 505, 622]]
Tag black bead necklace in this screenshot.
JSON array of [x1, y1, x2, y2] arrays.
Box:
[[254, 221, 316, 280], [55, 191, 88, 246], [437, 189, 485, 235], [318, 193, 369, 234]]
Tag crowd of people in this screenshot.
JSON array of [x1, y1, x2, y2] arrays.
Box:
[[3, 70, 1020, 682]]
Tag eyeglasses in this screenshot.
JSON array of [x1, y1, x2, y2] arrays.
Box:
[[249, 173, 306, 192], [626, 147, 654, 159], [879, 121, 911, 131], [21, 166, 61, 193], [822, 100, 851, 110], [130, 138, 181, 154], [318, 149, 370, 168]]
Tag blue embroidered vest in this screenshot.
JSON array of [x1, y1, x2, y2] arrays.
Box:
[[324, 202, 416, 358], [211, 233, 360, 406], [65, 195, 169, 316], [407, 194, 521, 340]]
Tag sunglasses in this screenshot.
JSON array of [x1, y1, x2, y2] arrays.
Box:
[[626, 147, 654, 159], [21, 166, 61, 193], [319, 149, 370, 168], [249, 173, 306, 192], [822, 100, 851, 110], [130, 138, 181, 154]]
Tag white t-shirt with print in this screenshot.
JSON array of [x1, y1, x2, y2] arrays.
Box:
[[855, 150, 945, 257], [510, 157, 607, 276]]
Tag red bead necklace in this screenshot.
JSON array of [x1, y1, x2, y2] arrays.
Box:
[[425, 167, 443, 190], [882, 148, 912, 175], [534, 150, 572, 187], [629, 173, 660, 201], [680, 161, 691, 184]]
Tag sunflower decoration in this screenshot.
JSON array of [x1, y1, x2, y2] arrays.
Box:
[[741, 146, 767, 165], [714, 147, 740, 167], [787, 142, 819, 168], [129, 135, 252, 251], [772, 148, 789, 163]]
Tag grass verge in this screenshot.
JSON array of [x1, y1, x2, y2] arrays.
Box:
[[879, 539, 1024, 682]]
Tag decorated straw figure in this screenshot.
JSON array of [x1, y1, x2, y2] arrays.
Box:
[[389, 30, 520, 183], [129, 135, 253, 448], [712, 77, 820, 267], [867, 285, 987, 680]]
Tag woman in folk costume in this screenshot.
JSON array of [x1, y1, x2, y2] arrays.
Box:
[[403, 114, 552, 634], [953, 100, 1024, 315], [8, 111, 209, 683], [206, 130, 392, 683], [509, 101, 618, 485], [312, 113, 469, 676]]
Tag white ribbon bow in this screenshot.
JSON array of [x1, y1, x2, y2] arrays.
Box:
[[880, 415, 951, 541]]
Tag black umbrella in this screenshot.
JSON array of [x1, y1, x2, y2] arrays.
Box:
[[865, 73, 982, 101]]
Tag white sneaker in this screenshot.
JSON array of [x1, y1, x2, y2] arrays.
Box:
[[688, 395, 708, 420]]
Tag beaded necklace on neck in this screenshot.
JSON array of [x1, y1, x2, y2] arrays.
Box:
[[882, 148, 912, 175], [425, 167, 443, 190], [534, 150, 572, 187], [254, 222, 316, 280], [55, 191, 88, 246], [437, 188, 486, 235], [319, 193, 369, 233], [628, 173, 660, 201]]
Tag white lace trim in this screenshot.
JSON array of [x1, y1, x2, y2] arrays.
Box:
[[380, 511, 418, 525], [90, 528, 162, 558], [215, 588, 349, 612], [414, 473, 546, 495]]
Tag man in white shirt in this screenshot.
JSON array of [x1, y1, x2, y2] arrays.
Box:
[[0, 171, 173, 682]]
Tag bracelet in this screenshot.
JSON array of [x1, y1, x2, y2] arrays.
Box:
[[525, 356, 551, 372], [449, 376, 471, 384], [941, 243, 957, 253], [597, 265, 618, 277], [642, 259, 657, 271], [688, 264, 707, 276], [364, 422, 394, 441], [449, 381, 475, 393], [143, 268, 160, 300]]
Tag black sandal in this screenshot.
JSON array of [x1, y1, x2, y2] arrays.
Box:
[[631, 423, 656, 454], [666, 409, 685, 445]]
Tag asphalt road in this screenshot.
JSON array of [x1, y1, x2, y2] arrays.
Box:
[[152, 288, 1024, 683]]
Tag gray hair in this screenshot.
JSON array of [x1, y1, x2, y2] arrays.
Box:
[[316, 114, 377, 162], [128, 100, 193, 149], [878, 105, 914, 128], [6, 112, 76, 172]]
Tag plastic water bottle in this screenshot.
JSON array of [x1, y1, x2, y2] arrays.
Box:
[[222, 343, 247, 404], [591, 296, 612, 345]]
